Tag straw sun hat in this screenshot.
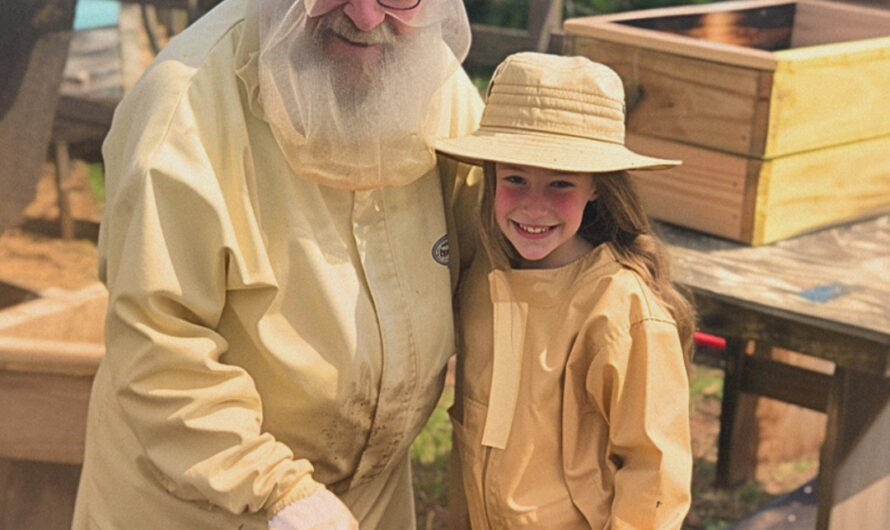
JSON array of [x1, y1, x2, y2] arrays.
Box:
[[436, 52, 680, 172]]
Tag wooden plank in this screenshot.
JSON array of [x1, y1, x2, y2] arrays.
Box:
[[611, 3, 796, 51], [54, 140, 75, 239], [816, 367, 890, 529], [61, 26, 123, 101], [827, 383, 890, 528], [568, 0, 794, 23], [748, 70, 774, 163], [0, 371, 92, 463], [626, 134, 750, 241], [713, 342, 829, 486], [816, 366, 849, 530], [0, 283, 107, 343], [567, 36, 769, 157], [690, 292, 890, 375], [716, 337, 757, 486], [625, 133, 890, 246], [766, 41, 890, 156], [759, 134, 890, 244], [740, 354, 832, 411], [564, 7, 779, 71], [740, 147, 766, 244], [52, 95, 115, 145], [564, 0, 890, 50], [749, 158, 771, 246], [565, 0, 890, 158], [660, 214, 890, 352], [792, 0, 890, 48], [0, 337, 103, 376]]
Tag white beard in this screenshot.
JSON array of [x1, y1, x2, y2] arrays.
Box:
[[256, 7, 454, 189]]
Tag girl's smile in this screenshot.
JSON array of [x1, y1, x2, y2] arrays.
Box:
[[494, 163, 598, 269]]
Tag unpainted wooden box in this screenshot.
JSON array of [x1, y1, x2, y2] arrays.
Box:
[[0, 283, 106, 464], [564, 0, 890, 245]]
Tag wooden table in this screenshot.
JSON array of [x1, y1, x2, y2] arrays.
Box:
[[659, 214, 890, 529]]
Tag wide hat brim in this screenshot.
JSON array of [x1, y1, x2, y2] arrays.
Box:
[[436, 128, 680, 172]]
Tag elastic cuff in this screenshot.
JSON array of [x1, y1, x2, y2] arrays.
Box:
[[267, 473, 324, 516]]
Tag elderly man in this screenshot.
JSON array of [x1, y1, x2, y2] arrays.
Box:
[[71, 0, 483, 527]]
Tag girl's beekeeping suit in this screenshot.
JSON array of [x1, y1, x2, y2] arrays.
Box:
[[72, 0, 483, 528], [438, 53, 691, 529]]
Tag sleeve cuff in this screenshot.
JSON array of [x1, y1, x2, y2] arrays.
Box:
[[267, 473, 325, 516]]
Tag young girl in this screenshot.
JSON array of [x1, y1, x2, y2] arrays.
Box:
[[437, 52, 695, 529]]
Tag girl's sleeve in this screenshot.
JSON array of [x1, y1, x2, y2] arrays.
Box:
[[587, 319, 693, 529]]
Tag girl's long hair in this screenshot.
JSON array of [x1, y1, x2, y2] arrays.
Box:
[[478, 161, 695, 367]]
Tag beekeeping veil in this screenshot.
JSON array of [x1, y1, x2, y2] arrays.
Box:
[[246, 0, 471, 190]]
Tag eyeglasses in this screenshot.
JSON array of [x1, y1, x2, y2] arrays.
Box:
[[377, 0, 421, 10], [307, 0, 422, 17]]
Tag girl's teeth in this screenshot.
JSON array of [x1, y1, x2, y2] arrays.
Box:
[[518, 223, 549, 234]]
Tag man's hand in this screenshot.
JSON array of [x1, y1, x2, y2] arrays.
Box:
[[268, 489, 359, 530]]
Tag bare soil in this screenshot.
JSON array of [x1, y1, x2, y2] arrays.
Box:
[[0, 160, 101, 296]]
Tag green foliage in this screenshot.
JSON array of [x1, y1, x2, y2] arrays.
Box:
[[86, 162, 105, 205], [689, 365, 724, 405], [465, 0, 725, 26], [465, 0, 528, 29], [564, 0, 722, 17], [410, 387, 454, 518], [410, 388, 453, 465], [466, 63, 495, 97]]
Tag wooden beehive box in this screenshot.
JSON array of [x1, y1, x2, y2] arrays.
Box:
[[564, 0, 890, 245]]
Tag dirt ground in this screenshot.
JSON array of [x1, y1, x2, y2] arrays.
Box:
[[0, 161, 101, 294]]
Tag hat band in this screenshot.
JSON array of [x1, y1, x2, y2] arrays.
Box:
[[480, 86, 626, 145]]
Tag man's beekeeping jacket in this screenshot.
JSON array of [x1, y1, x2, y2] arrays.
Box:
[[70, 0, 483, 528]]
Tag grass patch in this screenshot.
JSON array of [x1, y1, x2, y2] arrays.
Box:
[[687, 459, 773, 529], [411, 387, 454, 529], [690, 365, 724, 406], [86, 162, 105, 205]]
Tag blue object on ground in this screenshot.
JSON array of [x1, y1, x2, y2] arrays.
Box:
[[730, 478, 817, 529], [73, 0, 120, 30]]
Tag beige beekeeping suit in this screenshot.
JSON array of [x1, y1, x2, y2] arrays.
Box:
[[71, 0, 483, 527], [452, 245, 692, 529]]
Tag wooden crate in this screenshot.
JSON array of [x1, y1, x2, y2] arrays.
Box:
[[0, 283, 106, 464], [0, 283, 105, 529], [564, 0, 890, 245]]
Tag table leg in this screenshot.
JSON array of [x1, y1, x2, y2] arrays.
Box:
[[716, 337, 758, 486], [818, 366, 890, 529], [53, 139, 74, 240]]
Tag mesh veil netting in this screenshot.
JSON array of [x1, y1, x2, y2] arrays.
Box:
[[247, 0, 471, 190]]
